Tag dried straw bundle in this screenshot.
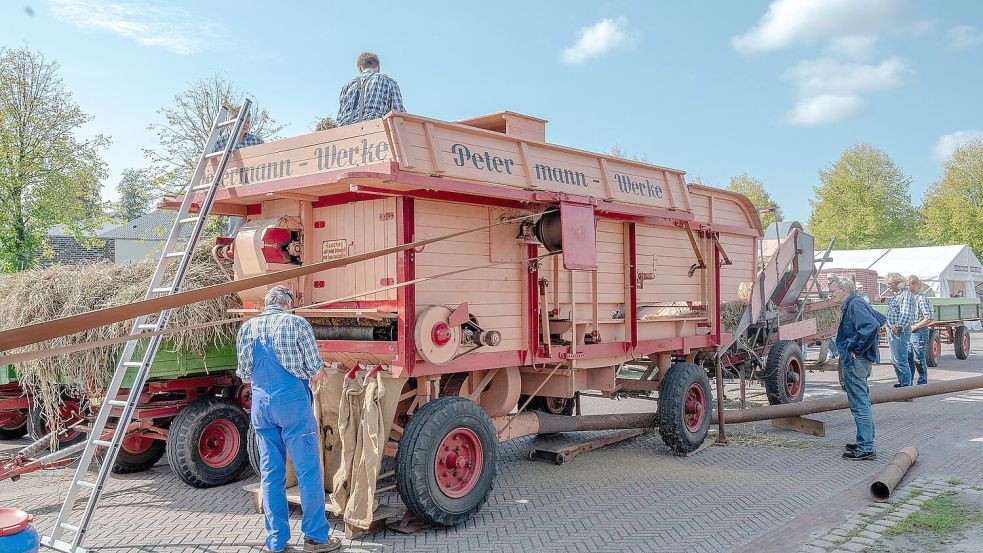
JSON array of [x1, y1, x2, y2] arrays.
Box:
[[0, 247, 240, 436]]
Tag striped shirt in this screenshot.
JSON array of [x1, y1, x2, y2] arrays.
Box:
[[886, 289, 917, 328], [236, 306, 323, 381], [337, 68, 405, 126], [914, 293, 934, 323], [213, 132, 264, 153]]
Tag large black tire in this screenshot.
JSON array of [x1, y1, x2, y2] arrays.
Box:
[[27, 400, 86, 447], [764, 340, 805, 405], [112, 436, 166, 474], [396, 396, 497, 527], [247, 425, 261, 476], [656, 362, 712, 454], [0, 411, 28, 440], [926, 329, 941, 367], [166, 397, 249, 488], [954, 326, 970, 360]]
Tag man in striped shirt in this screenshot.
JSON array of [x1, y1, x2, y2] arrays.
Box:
[[884, 272, 917, 387], [337, 52, 405, 126], [906, 275, 934, 385]]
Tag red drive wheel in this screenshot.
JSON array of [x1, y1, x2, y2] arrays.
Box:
[[27, 398, 86, 447], [683, 383, 706, 433], [113, 432, 166, 474], [926, 329, 941, 367], [166, 398, 249, 488], [235, 384, 252, 411], [396, 396, 497, 526], [764, 340, 805, 405], [954, 326, 970, 360], [434, 428, 483, 499], [198, 419, 241, 469], [657, 362, 713, 454], [0, 410, 28, 440]]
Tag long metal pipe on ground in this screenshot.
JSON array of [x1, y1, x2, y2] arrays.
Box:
[[870, 446, 919, 502], [712, 375, 983, 424], [534, 412, 657, 434]]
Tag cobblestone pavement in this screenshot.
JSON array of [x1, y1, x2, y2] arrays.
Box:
[[1, 344, 981, 553]]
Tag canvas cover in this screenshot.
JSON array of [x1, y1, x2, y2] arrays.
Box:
[[820, 245, 983, 299]]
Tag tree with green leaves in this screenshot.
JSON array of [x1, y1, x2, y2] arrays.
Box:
[[0, 46, 109, 271], [143, 73, 283, 194], [727, 173, 783, 230], [807, 144, 918, 249], [113, 168, 154, 222], [920, 139, 983, 258]]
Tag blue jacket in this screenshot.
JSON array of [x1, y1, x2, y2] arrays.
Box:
[[836, 293, 887, 368]]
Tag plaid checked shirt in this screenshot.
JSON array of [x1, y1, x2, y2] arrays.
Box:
[[914, 293, 934, 323], [236, 306, 323, 381], [213, 132, 264, 153], [886, 289, 917, 328], [337, 69, 405, 126]]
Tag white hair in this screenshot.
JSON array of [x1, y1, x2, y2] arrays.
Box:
[[264, 285, 294, 307], [829, 278, 856, 294]]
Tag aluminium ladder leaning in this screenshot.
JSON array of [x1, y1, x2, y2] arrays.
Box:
[[41, 99, 253, 553]]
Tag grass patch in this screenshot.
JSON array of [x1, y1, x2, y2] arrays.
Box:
[[843, 526, 864, 539], [947, 479, 964, 486], [910, 489, 924, 498], [886, 495, 983, 537]]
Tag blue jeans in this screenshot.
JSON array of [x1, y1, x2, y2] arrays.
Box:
[[842, 356, 875, 453], [908, 328, 929, 385], [888, 327, 912, 386]]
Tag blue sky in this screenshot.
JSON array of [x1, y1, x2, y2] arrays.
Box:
[[4, 0, 982, 223]]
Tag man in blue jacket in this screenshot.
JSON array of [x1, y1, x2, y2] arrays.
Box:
[[830, 278, 887, 461]]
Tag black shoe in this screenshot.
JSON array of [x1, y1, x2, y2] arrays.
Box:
[[842, 450, 877, 461], [845, 443, 858, 452], [893, 383, 904, 388]]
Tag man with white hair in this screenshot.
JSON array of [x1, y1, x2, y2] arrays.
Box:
[[236, 285, 340, 552], [884, 272, 917, 388], [830, 277, 887, 461]]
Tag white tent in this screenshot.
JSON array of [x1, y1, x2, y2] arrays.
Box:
[[819, 245, 983, 299]]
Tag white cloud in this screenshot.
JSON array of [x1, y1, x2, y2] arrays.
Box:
[[945, 25, 983, 50], [823, 35, 877, 60], [787, 94, 867, 125], [933, 131, 983, 163], [732, 0, 914, 54], [783, 57, 908, 125], [49, 0, 223, 55], [561, 17, 634, 64]]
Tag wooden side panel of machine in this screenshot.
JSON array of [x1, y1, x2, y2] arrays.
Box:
[[310, 198, 397, 304], [548, 220, 625, 314], [634, 224, 704, 303], [414, 200, 524, 352]]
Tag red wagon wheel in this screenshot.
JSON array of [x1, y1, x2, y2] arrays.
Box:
[[683, 383, 706, 433], [434, 428, 484, 499]]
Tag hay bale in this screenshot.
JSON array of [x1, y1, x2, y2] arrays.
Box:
[[0, 246, 240, 437]]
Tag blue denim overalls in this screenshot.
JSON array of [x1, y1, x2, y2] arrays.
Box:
[[249, 314, 329, 551]]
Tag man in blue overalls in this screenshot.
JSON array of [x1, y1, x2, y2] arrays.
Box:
[[236, 285, 341, 552]]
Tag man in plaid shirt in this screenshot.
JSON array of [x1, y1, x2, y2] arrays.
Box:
[[337, 52, 405, 126], [236, 286, 340, 552], [906, 275, 934, 385], [884, 272, 917, 387], [213, 106, 265, 153]]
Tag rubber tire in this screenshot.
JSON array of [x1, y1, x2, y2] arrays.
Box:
[[656, 362, 713, 454], [27, 401, 85, 447], [926, 329, 941, 367], [0, 413, 28, 440], [247, 425, 261, 476], [954, 326, 970, 360], [396, 396, 497, 527], [112, 438, 166, 474], [764, 340, 805, 405], [166, 397, 249, 488]]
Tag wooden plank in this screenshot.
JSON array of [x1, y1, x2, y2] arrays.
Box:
[[771, 416, 826, 437], [423, 122, 445, 173]]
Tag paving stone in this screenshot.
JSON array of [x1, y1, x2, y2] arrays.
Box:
[[838, 543, 867, 553], [799, 546, 826, 553], [850, 536, 876, 546], [828, 528, 848, 536], [809, 539, 837, 549], [865, 524, 889, 533], [860, 530, 882, 540]]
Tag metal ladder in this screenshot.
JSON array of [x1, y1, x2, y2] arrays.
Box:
[[41, 99, 252, 553]]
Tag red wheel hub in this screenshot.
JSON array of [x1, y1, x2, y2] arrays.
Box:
[[121, 433, 156, 454], [963, 334, 971, 353], [0, 410, 26, 430], [431, 322, 453, 347], [434, 428, 483, 498], [683, 383, 706, 433], [236, 385, 252, 411], [198, 420, 240, 468], [785, 357, 803, 399]]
